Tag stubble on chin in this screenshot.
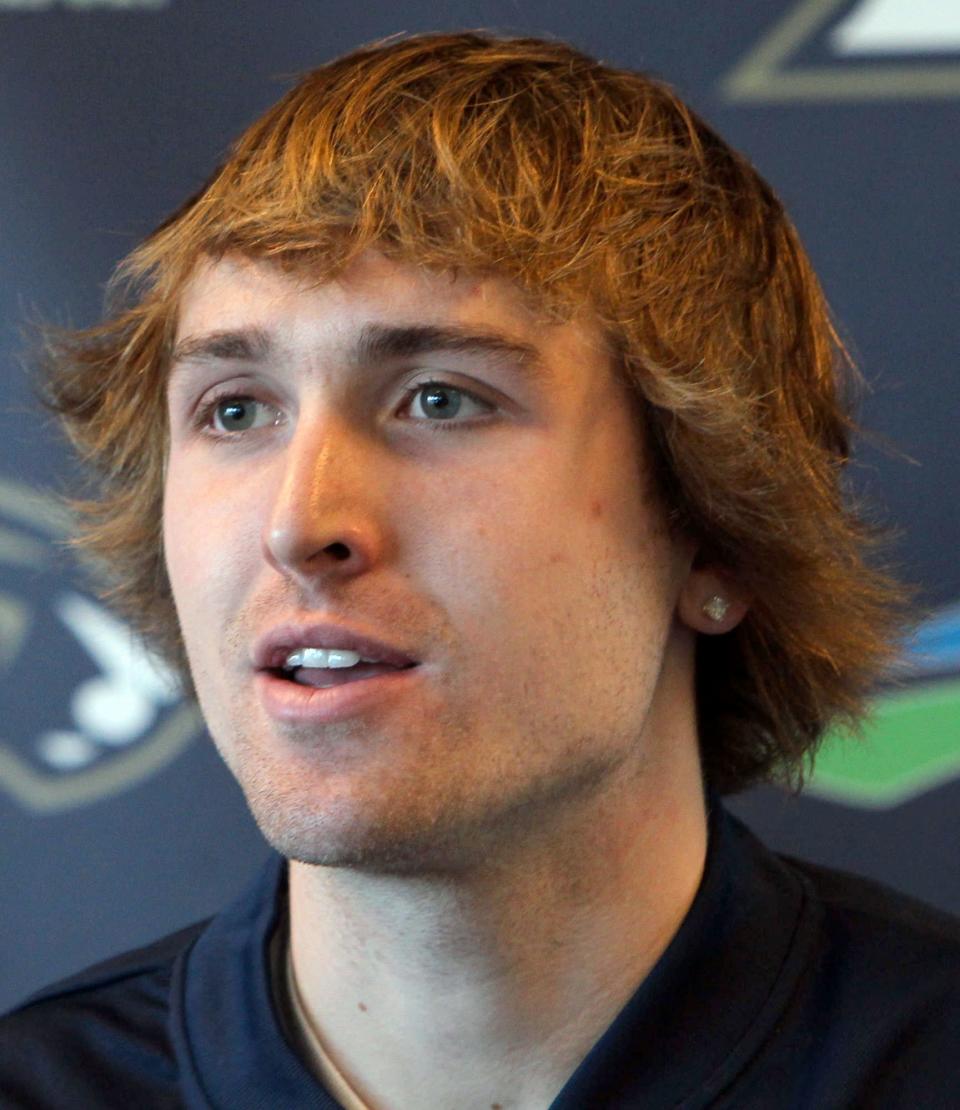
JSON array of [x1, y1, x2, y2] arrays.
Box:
[[222, 717, 634, 879]]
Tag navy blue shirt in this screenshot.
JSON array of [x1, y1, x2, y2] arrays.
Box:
[[2, 802, 960, 1108]]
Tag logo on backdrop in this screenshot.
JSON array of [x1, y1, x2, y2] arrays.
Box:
[[807, 603, 960, 807], [721, 0, 960, 101], [0, 476, 202, 814]]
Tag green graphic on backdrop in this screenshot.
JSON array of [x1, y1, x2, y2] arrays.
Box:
[[809, 679, 960, 807]]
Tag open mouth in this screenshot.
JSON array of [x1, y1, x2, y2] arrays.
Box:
[[256, 656, 423, 724], [269, 661, 418, 689]]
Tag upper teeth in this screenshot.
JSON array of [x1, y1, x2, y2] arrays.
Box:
[[283, 648, 378, 670]]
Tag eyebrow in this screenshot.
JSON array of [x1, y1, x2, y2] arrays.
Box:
[[168, 323, 550, 384], [169, 327, 272, 368]]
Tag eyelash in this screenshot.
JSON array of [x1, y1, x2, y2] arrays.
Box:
[[192, 380, 495, 439]]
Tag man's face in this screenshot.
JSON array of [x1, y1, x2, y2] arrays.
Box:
[[164, 251, 697, 872]]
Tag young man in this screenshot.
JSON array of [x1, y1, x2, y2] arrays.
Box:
[[2, 31, 958, 1110]]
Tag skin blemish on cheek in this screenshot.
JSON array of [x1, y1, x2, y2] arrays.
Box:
[[590, 498, 605, 520]]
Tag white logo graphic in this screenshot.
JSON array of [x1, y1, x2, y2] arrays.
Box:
[[0, 475, 202, 814], [722, 0, 960, 102], [36, 593, 180, 772], [833, 0, 960, 55]]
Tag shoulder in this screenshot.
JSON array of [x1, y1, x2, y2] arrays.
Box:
[[769, 854, 960, 1101], [707, 820, 960, 1106], [786, 853, 960, 977], [791, 855, 960, 1034], [0, 918, 210, 1109], [7, 916, 210, 1013]]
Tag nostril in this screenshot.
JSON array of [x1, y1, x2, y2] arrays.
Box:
[[324, 541, 352, 561]]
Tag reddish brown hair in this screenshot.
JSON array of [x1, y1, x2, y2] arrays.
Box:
[[43, 32, 913, 793]]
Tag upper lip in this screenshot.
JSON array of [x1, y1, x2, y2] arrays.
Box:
[[253, 621, 420, 671]]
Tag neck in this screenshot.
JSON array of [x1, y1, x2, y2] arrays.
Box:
[[287, 759, 707, 1109]]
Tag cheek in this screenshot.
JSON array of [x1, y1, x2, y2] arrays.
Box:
[[163, 457, 263, 585], [417, 472, 599, 651], [162, 461, 248, 637], [162, 465, 207, 601], [162, 469, 187, 589]]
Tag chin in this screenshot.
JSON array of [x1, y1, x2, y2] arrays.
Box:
[[241, 778, 499, 877], [258, 814, 495, 877]]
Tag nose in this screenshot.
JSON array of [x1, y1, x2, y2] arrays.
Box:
[[261, 413, 386, 584]]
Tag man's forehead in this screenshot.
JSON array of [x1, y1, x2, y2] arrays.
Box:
[[176, 250, 596, 335], [171, 250, 614, 378]]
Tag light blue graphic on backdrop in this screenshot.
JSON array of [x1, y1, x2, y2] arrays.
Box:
[[902, 601, 960, 676]]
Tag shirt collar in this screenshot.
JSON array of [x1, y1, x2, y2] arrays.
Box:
[[171, 798, 812, 1109], [548, 795, 813, 1107]]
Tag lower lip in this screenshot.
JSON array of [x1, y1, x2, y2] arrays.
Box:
[[255, 666, 423, 725]]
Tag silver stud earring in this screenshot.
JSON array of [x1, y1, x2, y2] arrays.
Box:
[[701, 595, 730, 622]]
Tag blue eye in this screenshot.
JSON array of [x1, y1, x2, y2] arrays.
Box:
[[209, 397, 279, 433], [415, 384, 462, 419], [405, 382, 492, 427]]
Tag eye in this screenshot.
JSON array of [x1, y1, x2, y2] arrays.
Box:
[[402, 381, 493, 427], [206, 396, 281, 434]]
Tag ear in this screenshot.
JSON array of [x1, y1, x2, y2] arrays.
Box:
[[676, 561, 750, 636]]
